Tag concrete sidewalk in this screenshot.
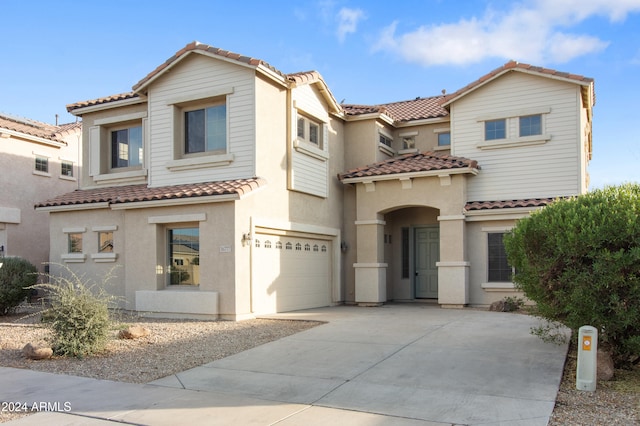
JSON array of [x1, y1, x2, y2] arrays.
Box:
[[2, 305, 569, 425]]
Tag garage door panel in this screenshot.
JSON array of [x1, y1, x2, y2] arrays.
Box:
[[253, 234, 331, 314]]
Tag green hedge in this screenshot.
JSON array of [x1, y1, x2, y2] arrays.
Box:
[[0, 257, 37, 315], [504, 184, 640, 367]]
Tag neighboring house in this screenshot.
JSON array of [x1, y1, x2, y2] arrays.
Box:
[[35, 42, 594, 319], [0, 113, 81, 272]]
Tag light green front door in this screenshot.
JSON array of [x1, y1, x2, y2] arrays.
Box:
[[415, 226, 439, 299]]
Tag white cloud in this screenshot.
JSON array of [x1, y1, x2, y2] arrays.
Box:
[[373, 0, 640, 66], [336, 7, 365, 42]]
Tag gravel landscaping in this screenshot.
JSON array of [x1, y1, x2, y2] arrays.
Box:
[[0, 305, 638, 425]]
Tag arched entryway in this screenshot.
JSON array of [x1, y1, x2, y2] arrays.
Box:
[[383, 207, 441, 302]]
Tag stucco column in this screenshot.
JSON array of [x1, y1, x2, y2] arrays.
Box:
[[437, 215, 470, 307], [354, 219, 387, 305]]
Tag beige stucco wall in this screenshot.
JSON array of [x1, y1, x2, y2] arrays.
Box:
[[1, 127, 80, 272], [347, 173, 471, 305], [466, 218, 528, 306], [47, 201, 239, 316]]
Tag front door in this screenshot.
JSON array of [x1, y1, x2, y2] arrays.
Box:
[[415, 226, 439, 298]]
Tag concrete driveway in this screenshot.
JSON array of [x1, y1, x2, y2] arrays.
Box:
[[2, 304, 568, 425]]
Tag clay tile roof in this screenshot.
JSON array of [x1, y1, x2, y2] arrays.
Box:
[[441, 60, 594, 106], [67, 42, 287, 113], [464, 198, 556, 211], [67, 92, 141, 113], [0, 113, 78, 143], [342, 95, 448, 123], [131, 41, 286, 92], [339, 151, 478, 181], [35, 178, 265, 208], [287, 70, 322, 85]]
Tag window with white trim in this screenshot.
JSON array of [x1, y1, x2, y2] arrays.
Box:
[[402, 136, 415, 149], [297, 114, 322, 148], [379, 133, 392, 147], [519, 114, 542, 137], [438, 132, 451, 146], [485, 119, 506, 141], [61, 160, 74, 177], [35, 155, 48, 173]]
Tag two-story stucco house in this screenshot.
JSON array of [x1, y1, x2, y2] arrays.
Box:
[[36, 42, 594, 319], [0, 114, 81, 272]]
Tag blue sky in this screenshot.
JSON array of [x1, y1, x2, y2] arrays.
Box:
[[2, 0, 639, 189]]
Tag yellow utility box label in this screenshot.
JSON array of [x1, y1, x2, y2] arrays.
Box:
[[582, 335, 592, 351]]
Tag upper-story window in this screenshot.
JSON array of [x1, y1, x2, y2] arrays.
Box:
[[379, 133, 392, 147], [111, 126, 143, 168], [402, 136, 415, 149], [297, 114, 322, 148], [184, 103, 227, 154], [519, 114, 542, 137], [438, 132, 451, 146], [61, 160, 74, 177], [89, 110, 148, 185], [485, 119, 506, 140], [477, 108, 550, 150], [35, 155, 48, 173]]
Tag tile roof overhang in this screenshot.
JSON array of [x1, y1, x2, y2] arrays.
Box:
[[66, 42, 342, 118], [464, 197, 563, 220], [67, 92, 144, 115], [339, 151, 479, 184], [35, 178, 265, 211], [342, 95, 449, 125], [440, 60, 595, 109], [0, 113, 79, 146]]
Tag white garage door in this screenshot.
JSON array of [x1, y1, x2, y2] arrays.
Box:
[[252, 233, 331, 314]]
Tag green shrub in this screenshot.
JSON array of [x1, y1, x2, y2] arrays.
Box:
[[34, 266, 117, 357], [0, 257, 37, 315], [504, 184, 640, 367]]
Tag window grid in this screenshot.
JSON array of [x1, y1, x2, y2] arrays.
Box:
[[519, 114, 542, 137], [61, 161, 73, 177], [485, 119, 506, 140], [488, 232, 512, 282], [35, 156, 48, 173], [379, 134, 392, 147]]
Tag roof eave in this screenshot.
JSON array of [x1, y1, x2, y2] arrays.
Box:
[[340, 166, 479, 184], [344, 112, 395, 125], [110, 193, 241, 210], [68, 96, 146, 117], [0, 128, 67, 147], [35, 202, 111, 212], [464, 205, 543, 221]]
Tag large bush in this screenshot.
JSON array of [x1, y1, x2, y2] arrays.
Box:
[[35, 266, 117, 357], [504, 184, 640, 367], [0, 257, 37, 315]]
